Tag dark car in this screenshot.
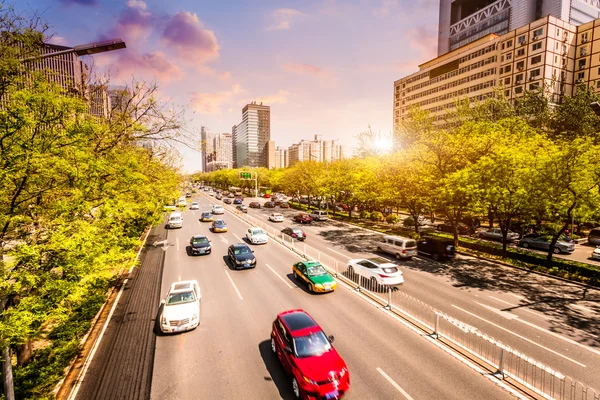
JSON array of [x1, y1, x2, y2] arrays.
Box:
[[436, 222, 474, 235], [279, 202, 289, 208], [264, 201, 275, 208], [223, 198, 232, 204], [228, 243, 256, 269], [417, 236, 456, 261], [282, 227, 306, 241], [249, 202, 261, 209], [189, 235, 211, 255], [273, 200, 282, 206], [293, 213, 313, 224], [185, 193, 192, 198], [236, 205, 248, 213], [233, 197, 243, 205], [216, 194, 222, 200]]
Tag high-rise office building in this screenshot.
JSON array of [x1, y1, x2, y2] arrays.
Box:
[[200, 126, 217, 172], [233, 102, 270, 168], [265, 140, 276, 169], [231, 125, 238, 169], [274, 147, 288, 169], [206, 133, 233, 171], [438, 0, 600, 56]]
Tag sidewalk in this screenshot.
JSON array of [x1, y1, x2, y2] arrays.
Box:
[[62, 225, 167, 400]]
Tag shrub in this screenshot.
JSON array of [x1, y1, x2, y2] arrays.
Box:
[[403, 216, 415, 227], [370, 211, 384, 222], [360, 210, 371, 219], [386, 214, 400, 224]]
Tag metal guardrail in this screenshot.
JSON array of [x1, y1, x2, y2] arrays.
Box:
[[207, 196, 599, 400]]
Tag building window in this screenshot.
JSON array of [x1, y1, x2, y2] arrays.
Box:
[[556, 28, 561, 36], [504, 77, 510, 84], [534, 28, 543, 37], [532, 42, 542, 51], [504, 65, 512, 73], [580, 46, 588, 57], [579, 59, 586, 70], [530, 69, 540, 79], [598, 68, 600, 75], [507, 40, 513, 48], [505, 90, 510, 97], [596, 81, 600, 88], [532, 55, 542, 64], [577, 72, 585, 80], [529, 83, 539, 90], [517, 48, 525, 57], [518, 35, 526, 45], [516, 73, 523, 82], [515, 86, 523, 94], [516, 61, 525, 70], [501, 43, 505, 50], [555, 55, 558, 63], [506, 53, 512, 61], [582, 32, 589, 43]]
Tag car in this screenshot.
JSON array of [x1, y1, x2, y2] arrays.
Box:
[[417, 236, 456, 261], [185, 193, 192, 198], [436, 222, 474, 235], [246, 227, 268, 244], [216, 194, 222, 200], [309, 210, 328, 221], [377, 235, 417, 260], [293, 213, 313, 224], [249, 202, 261, 209], [519, 234, 575, 253], [177, 197, 187, 207], [271, 310, 349, 399], [167, 212, 183, 229], [163, 204, 177, 212], [279, 202, 289, 208], [212, 219, 228, 233], [347, 257, 404, 286], [269, 213, 284, 222], [228, 193, 236, 198], [588, 228, 600, 245], [292, 261, 336, 293], [264, 201, 275, 208], [208, 191, 215, 196], [233, 197, 243, 205], [189, 202, 200, 210], [212, 205, 225, 215], [204, 187, 210, 191], [200, 212, 214, 222], [159, 280, 201, 333], [222, 197, 232, 204], [592, 246, 600, 260], [263, 193, 271, 198], [282, 227, 306, 241], [227, 243, 256, 269], [189, 235, 211, 255], [478, 228, 519, 242], [236, 205, 248, 213]]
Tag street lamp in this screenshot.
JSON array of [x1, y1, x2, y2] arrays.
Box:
[[20, 38, 126, 62]]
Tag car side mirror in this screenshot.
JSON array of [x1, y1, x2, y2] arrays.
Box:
[[252, 250, 255, 253], [160, 299, 165, 305], [328, 335, 335, 343]]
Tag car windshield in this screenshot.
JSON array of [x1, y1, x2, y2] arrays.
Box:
[[252, 229, 265, 235], [292, 229, 303, 234], [306, 265, 328, 276], [170, 217, 181, 222], [192, 202, 198, 206], [293, 330, 332, 358], [192, 237, 209, 244], [215, 221, 225, 226], [202, 213, 211, 217], [234, 247, 251, 255], [166, 291, 196, 305]]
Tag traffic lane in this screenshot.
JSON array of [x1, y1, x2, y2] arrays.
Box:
[[152, 212, 283, 400]]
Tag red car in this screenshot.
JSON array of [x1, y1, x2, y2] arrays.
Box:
[[263, 193, 271, 198], [271, 310, 349, 399], [249, 202, 261, 209], [294, 213, 313, 224], [264, 201, 276, 208]]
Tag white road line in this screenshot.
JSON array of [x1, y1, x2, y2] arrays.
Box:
[[224, 270, 243, 300], [487, 296, 549, 319], [376, 368, 415, 400], [176, 236, 180, 251], [508, 293, 525, 300], [233, 233, 243, 242], [265, 263, 295, 289], [327, 247, 351, 259], [451, 305, 586, 368], [178, 276, 181, 281]]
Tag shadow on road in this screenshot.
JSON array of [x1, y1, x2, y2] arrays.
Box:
[[258, 340, 296, 400]]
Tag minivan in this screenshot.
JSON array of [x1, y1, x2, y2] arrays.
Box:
[[310, 210, 328, 221], [417, 236, 455, 261], [376, 235, 417, 260], [168, 212, 183, 229], [589, 228, 600, 246]]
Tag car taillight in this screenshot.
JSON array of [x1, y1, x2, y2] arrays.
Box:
[[378, 274, 393, 278], [292, 234, 297, 237], [402, 250, 406, 254]]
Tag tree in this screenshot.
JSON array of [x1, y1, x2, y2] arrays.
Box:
[[551, 84, 600, 143]]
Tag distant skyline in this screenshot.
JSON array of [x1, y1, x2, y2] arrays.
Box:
[[30, 0, 438, 172]]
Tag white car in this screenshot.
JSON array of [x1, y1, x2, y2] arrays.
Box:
[[189, 202, 200, 210], [347, 257, 404, 286], [268, 213, 284, 222], [212, 205, 224, 215], [160, 280, 201, 333], [246, 227, 269, 244], [208, 191, 215, 196], [592, 247, 600, 260]]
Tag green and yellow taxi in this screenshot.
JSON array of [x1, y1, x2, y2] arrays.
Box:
[[212, 219, 228, 233], [200, 212, 214, 222], [292, 261, 337, 293]]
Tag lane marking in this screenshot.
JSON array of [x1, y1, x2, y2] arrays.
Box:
[[176, 236, 180, 251], [178, 276, 181, 282], [326, 247, 352, 259], [376, 368, 415, 400], [224, 270, 243, 300], [265, 263, 295, 289], [475, 302, 519, 320], [233, 233, 243, 242], [451, 305, 586, 368], [507, 293, 524, 300], [487, 296, 549, 320]]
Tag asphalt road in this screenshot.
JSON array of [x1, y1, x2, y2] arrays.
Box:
[[149, 196, 520, 400], [197, 193, 600, 394]]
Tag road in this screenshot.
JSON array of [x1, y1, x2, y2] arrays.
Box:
[[149, 195, 521, 400], [194, 193, 600, 394]]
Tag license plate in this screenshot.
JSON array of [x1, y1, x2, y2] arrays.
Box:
[[326, 391, 339, 399], [243, 263, 249, 267]]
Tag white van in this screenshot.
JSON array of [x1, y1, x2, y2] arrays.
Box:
[[168, 212, 183, 229], [177, 197, 187, 207], [310, 210, 328, 221], [377, 235, 417, 260]]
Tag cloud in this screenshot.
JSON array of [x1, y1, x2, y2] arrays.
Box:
[[255, 90, 290, 105], [267, 8, 304, 30], [282, 63, 323, 75], [404, 26, 437, 59], [106, 50, 183, 82], [101, 0, 153, 44], [60, 0, 96, 5], [126, 0, 147, 10], [161, 12, 219, 64], [46, 35, 68, 46], [373, 0, 399, 17], [190, 84, 244, 114]]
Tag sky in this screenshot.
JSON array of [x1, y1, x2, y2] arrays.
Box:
[[27, 0, 439, 172]]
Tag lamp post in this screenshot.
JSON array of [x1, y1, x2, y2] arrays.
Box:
[[20, 38, 126, 62]]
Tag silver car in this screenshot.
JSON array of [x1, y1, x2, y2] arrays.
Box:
[[519, 235, 575, 254], [478, 228, 519, 242]]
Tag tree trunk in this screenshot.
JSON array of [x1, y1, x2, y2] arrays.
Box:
[[2, 346, 15, 400], [546, 223, 568, 267], [488, 208, 494, 228]]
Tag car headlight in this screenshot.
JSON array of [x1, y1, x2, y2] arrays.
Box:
[[191, 313, 198, 320], [303, 375, 317, 385], [161, 317, 167, 325], [250, 258, 256, 264], [206, 245, 211, 250], [315, 283, 324, 288], [236, 259, 243, 264]]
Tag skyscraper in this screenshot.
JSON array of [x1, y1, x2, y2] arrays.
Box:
[[200, 126, 216, 172], [438, 0, 600, 55], [206, 133, 233, 171], [233, 102, 270, 168]]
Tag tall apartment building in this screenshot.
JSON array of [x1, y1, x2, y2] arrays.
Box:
[[274, 147, 288, 169], [206, 133, 233, 172], [264, 140, 276, 169], [288, 135, 344, 166], [231, 124, 237, 168], [200, 126, 217, 172], [393, 15, 587, 132], [233, 102, 270, 168], [438, 0, 600, 56]]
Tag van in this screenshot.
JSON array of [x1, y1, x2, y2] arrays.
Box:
[[168, 212, 183, 229], [377, 235, 417, 260], [589, 228, 600, 245], [417, 236, 455, 261], [310, 210, 328, 221], [177, 197, 187, 207]]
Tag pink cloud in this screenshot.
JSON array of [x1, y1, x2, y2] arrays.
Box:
[[190, 84, 244, 114], [255, 90, 289, 105], [267, 8, 304, 30], [107, 50, 183, 82], [373, 0, 399, 17], [282, 63, 323, 75], [99, 0, 153, 44], [405, 26, 437, 60], [161, 12, 219, 64]]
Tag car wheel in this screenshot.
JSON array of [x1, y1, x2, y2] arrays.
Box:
[[522, 242, 529, 248], [376, 246, 382, 252], [395, 253, 401, 260], [271, 337, 276, 354], [293, 271, 298, 280], [432, 253, 440, 261], [553, 247, 561, 254], [292, 377, 301, 399]]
